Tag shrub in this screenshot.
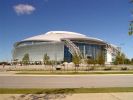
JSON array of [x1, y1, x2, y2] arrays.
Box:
[[104, 67, 112, 70], [89, 66, 94, 70], [121, 67, 128, 70], [85, 66, 95, 71]]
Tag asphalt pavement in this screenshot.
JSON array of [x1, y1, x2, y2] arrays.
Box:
[[0, 74, 133, 88]]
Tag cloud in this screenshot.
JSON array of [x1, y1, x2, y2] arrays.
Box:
[[13, 4, 35, 15]]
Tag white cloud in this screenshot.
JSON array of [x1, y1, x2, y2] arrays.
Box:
[[13, 4, 35, 15]]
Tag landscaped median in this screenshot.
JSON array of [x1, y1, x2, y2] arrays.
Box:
[[14, 70, 133, 75], [1, 87, 133, 94]]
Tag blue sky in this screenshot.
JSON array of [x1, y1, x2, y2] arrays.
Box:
[[0, 0, 132, 61]]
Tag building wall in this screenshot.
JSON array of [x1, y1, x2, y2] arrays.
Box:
[[13, 42, 64, 62], [106, 51, 112, 64], [13, 40, 118, 64], [105, 47, 119, 64]]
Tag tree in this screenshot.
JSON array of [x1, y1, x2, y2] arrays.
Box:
[[129, 22, 133, 35], [22, 53, 30, 65], [86, 58, 95, 71], [97, 52, 105, 66], [131, 58, 133, 64], [113, 52, 125, 65], [121, 53, 126, 64], [43, 53, 50, 65], [124, 58, 131, 64], [129, 0, 133, 35], [72, 54, 80, 72]]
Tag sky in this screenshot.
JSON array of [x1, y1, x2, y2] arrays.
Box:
[[0, 0, 132, 61]]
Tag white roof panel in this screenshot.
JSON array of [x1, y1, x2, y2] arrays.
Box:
[[23, 31, 104, 42]]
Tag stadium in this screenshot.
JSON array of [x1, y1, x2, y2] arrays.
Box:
[[12, 31, 120, 64]]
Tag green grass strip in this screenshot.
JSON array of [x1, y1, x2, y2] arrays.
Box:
[[16, 71, 133, 75], [1, 87, 133, 94]]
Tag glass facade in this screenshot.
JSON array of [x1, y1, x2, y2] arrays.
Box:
[[16, 41, 51, 47], [64, 46, 72, 62], [64, 42, 105, 62], [13, 42, 64, 62]]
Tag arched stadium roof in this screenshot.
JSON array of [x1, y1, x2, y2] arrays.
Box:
[[14, 31, 120, 51], [22, 31, 105, 43]]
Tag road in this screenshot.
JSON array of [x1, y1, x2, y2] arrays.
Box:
[[0, 75, 133, 88]]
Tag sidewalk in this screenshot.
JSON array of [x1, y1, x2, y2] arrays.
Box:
[[0, 93, 133, 100]]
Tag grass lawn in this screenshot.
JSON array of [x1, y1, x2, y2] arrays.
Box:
[[1, 87, 133, 94], [15, 70, 133, 75]]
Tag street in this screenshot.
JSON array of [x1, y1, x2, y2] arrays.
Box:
[[0, 74, 133, 88]]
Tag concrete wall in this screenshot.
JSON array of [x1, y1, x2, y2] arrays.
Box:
[[106, 51, 112, 64]]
